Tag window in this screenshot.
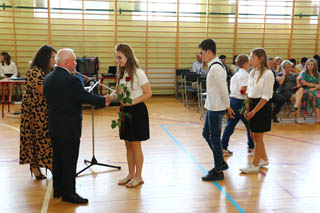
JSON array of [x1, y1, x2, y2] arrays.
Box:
[[132, 0, 200, 22], [311, 0, 320, 24], [229, 0, 292, 24], [34, 0, 109, 20]]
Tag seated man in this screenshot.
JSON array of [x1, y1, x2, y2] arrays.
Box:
[[192, 53, 202, 74], [296, 57, 307, 74], [272, 60, 303, 123]]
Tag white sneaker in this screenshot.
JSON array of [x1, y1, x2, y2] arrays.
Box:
[[259, 159, 269, 167], [295, 118, 303, 124], [293, 103, 298, 110], [240, 164, 260, 173]]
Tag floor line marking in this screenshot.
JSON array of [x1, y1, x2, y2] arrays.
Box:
[[41, 179, 53, 213], [0, 122, 20, 131], [161, 124, 245, 213], [0, 122, 51, 213]]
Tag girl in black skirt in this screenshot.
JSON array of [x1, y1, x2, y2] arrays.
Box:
[[240, 48, 274, 173], [111, 43, 152, 187]]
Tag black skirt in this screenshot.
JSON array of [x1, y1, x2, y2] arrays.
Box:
[[248, 98, 272, 133], [119, 102, 150, 141]]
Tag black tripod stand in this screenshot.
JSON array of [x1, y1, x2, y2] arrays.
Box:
[[76, 80, 121, 176]]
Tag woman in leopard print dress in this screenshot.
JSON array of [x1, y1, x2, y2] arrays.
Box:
[[20, 45, 57, 179]]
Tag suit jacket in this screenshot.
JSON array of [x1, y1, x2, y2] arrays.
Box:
[[44, 66, 105, 139]]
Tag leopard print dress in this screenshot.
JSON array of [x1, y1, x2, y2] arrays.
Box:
[[19, 67, 52, 169]]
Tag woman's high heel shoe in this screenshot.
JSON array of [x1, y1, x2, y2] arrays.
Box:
[[30, 167, 46, 180]]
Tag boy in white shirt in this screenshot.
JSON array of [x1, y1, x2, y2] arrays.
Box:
[[221, 55, 254, 156], [199, 39, 234, 181]]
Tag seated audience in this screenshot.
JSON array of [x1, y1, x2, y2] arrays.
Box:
[[201, 61, 208, 77], [313, 55, 320, 72], [268, 57, 275, 71], [219, 55, 233, 91], [272, 60, 304, 123], [296, 57, 307, 73], [289, 58, 297, 74], [298, 58, 320, 123], [192, 53, 202, 74], [219, 55, 228, 70], [229, 55, 239, 74], [274, 56, 282, 73], [267, 57, 281, 122], [0, 52, 18, 103]]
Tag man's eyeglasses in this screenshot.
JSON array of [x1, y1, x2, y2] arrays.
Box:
[[199, 50, 206, 56]]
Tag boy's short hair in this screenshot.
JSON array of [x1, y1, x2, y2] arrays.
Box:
[[219, 55, 226, 60], [198, 39, 216, 55], [236, 54, 249, 68]]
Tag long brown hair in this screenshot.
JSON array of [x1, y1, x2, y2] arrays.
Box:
[[1, 52, 11, 66], [251, 48, 269, 83], [30, 45, 57, 75], [304, 58, 319, 78], [115, 43, 140, 87]]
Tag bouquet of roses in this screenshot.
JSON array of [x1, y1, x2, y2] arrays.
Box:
[[111, 77, 133, 129], [239, 89, 248, 115]]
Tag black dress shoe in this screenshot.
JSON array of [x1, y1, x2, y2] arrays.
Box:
[[202, 169, 224, 181], [208, 161, 229, 174], [62, 192, 88, 204], [53, 190, 61, 198]]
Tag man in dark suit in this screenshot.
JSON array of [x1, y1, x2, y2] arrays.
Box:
[[44, 48, 110, 204]]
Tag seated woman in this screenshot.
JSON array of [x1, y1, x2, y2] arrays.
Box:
[[273, 60, 304, 123], [0, 52, 18, 103], [298, 58, 320, 123]]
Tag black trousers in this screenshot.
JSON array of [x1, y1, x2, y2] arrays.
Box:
[[52, 137, 80, 195], [272, 90, 294, 115]]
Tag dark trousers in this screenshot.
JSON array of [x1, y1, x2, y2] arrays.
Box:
[[272, 91, 292, 115], [52, 137, 80, 195], [202, 110, 225, 170], [221, 97, 254, 149]]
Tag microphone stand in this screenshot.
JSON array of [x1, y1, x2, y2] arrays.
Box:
[[76, 79, 121, 176], [74, 71, 116, 93]]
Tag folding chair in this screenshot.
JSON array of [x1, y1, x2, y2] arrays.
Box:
[[183, 72, 199, 108], [176, 69, 190, 99]]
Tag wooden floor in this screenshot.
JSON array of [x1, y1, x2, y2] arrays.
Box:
[[1, 96, 320, 213]]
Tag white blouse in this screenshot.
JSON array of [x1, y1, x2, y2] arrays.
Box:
[[247, 68, 274, 101], [119, 68, 149, 100], [0, 61, 18, 77]]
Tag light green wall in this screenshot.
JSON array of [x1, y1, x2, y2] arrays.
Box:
[[0, 0, 319, 94]]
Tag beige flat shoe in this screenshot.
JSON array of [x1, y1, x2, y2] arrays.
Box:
[[126, 179, 144, 188], [118, 176, 133, 185]]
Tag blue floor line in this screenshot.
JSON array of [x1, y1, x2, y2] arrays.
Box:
[[161, 124, 245, 213]]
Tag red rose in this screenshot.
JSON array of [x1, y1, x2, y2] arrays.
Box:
[[240, 89, 245, 95], [125, 77, 131, 82]]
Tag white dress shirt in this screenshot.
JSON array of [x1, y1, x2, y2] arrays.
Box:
[[230, 68, 249, 100], [204, 58, 230, 111], [0, 61, 18, 77], [247, 68, 274, 101], [119, 68, 149, 100]]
